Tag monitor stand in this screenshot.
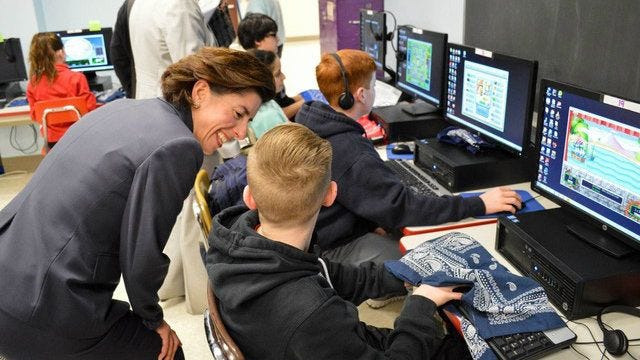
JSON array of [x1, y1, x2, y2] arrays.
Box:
[[566, 222, 632, 258], [399, 99, 438, 116], [84, 71, 113, 92]]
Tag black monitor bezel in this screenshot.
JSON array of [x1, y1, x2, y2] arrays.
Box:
[[359, 9, 386, 76], [54, 27, 114, 73], [0, 38, 28, 84], [444, 43, 538, 156], [532, 78, 640, 252], [395, 25, 448, 108]]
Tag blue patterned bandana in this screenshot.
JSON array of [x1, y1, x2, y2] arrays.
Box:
[[385, 232, 565, 360]]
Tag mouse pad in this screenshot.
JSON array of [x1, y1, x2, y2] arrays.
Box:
[[459, 190, 544, 219], [386, 144, 414, 160]]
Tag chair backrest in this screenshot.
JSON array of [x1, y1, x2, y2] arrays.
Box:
[[193, 169, 213, 249], [33, 97, 88, 145], [194, 169, 245, 359], [205, 283, 245, 360]]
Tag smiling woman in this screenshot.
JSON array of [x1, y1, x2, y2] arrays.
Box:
[[161, 47, 276, 154], [0, 47, 274, 360]]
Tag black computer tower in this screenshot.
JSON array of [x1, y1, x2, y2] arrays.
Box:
[[496, 208, 640, 319], [370, 105, 449, 142], [414, 138, 535, 192]]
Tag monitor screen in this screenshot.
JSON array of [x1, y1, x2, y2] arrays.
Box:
[[533, 79, 640, 249], [359, 9, 386, 74], [54, 28, 113, 73], [445, 43, 537, 155], [0, 38, 28, 84], [395, 26, 447, 108]]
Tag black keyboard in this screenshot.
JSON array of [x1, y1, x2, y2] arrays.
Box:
[[384, 159, 450, 197], [487, 327, 576, 360], [453, 303, 576, 360]]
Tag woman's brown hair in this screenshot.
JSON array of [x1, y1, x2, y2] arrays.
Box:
[[161, 47, 276, 109], [28, 32, 64, 84]]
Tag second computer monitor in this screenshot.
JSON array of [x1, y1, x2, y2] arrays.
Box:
[[54, 28, 114, 73], [359, 9, 386, 78], [445, 43, 537, 155], [0, 38, 28, 85], [395, 26, 447, 109]]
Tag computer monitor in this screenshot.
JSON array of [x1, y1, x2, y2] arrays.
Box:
[[395, 26, 447, 115], [0, 38, 28, 98], [445, 43, 537, 156], [359, 9, 385, 72], [533, 79, 640, 255], [54, 27, 114, 90]]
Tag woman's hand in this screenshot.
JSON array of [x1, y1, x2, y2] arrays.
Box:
[[155, 320, 182, 360]]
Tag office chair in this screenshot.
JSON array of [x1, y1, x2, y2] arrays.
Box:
[[192, 169, 245, 360], [33, 97, 88, 152]]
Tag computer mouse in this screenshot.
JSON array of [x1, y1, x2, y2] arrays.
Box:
[[391, 143, 413, 155]]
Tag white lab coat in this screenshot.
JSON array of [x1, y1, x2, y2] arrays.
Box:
[[129, 0, 215, 99]]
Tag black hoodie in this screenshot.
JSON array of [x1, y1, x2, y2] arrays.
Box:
[[206, 206, 445, 359], [296, 101, 486, 250]]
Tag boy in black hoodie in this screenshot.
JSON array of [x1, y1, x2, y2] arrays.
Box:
[[296, 49, 523, 266], [205, 123, 463, 359]]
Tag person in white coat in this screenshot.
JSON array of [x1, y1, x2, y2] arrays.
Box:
[[129, 0, 215, 99]]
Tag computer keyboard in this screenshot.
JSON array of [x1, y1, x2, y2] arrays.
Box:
[[6, 96, 28, 107], [384, 159, 451, 197], [452, 302, 576, 360], [487, 327, 576, 360]]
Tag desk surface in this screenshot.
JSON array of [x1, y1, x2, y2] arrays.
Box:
[[401, 225, 640, 360], [0, 105, 33, 128]]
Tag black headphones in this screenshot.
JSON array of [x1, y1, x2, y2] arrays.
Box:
[[329, 52, 354, 110], [597, 305, 640, 356]]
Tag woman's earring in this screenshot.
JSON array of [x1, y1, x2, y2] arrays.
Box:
[[193, 102, 201, 109]]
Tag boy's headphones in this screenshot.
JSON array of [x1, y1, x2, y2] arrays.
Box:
[[329, 52, 354, 110], [597, 305, 640, 356]]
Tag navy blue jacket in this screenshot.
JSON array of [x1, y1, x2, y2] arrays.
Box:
[[296, 101, 485, 250], [0, 98, 202, 338], [206, 206, 442, 359]]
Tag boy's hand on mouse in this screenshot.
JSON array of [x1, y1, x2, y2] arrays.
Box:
[[412, 284, 463, 306], [479, 187, 522, 214]]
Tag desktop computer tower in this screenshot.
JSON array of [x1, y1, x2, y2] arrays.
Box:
[[369, 105, 449, 142], [413, 138, 535, 192], [496, 208, 640, 320]]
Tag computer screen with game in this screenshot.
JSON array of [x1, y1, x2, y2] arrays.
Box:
[[54, 27, 113, 72], [533, 79, 640, 254], [445, 43, 537, 156], [0, 38, 28, 94], [359, 9, 386, 74], [395, 26, 447, 115]]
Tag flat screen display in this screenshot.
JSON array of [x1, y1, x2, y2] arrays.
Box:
[[445, 43, 537, 155], [395, 26, 447, 107], [533, 79, 640, 248]]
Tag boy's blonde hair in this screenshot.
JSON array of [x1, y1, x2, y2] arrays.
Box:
[[247, 123, 333, 224], [316, 49, 376, 108]]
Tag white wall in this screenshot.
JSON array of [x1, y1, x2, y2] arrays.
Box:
[[384, 0, 465, 71], [239, 0, 320, 39]]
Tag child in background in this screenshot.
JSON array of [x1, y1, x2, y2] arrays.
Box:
[[26, 32, 97, 148], [237, 13, 303, 119]]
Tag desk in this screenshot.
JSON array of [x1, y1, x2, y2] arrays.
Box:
[[401, 225, 640, 360], [0, 105, 34, 128], [402, 180, 559, 235]]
